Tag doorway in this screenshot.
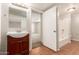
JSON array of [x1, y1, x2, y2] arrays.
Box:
[[31, 11, 42, 49]]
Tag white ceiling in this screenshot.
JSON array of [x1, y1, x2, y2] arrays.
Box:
[[14, 3, 55, 12], [14, 3, 79, 13], [58, 3, 79, 16], [31, 3, 54, 11]]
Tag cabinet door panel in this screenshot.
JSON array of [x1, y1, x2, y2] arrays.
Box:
[[22, 41, 29, 51], [7, 34, 29, 55], [8, 40, 20, 55]]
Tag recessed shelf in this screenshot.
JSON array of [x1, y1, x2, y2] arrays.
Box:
[[32, 20, 41, 23]]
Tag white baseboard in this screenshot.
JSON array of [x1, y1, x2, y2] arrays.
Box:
[[71, 38, 79, 41], [59, 39, 71, 49], [0, 51, 7, 55]]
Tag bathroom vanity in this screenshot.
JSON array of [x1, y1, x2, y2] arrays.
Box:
[[6, 4, 30, 55], [7, 32, 29, 55]]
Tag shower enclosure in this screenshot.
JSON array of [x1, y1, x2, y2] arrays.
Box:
[[31, 11, 42, 48]]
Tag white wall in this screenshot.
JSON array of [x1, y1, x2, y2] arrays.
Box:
[[0, 4, 1, 51], [27, 8, 32, 51], [1, 3, 9, 52], [58, 13, 71, 48], [71, 13, 79, 41], [59, 14, 71, 41]]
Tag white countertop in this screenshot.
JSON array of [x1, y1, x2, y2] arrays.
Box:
[[7, 31, 29, 38]]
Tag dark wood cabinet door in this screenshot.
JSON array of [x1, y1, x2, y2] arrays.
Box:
[[7, 34, 29, 55], [21, 41, 29, 55], [8, 40, 20, 55]]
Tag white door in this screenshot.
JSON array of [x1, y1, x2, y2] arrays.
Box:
[[42, 6, 57, 51]]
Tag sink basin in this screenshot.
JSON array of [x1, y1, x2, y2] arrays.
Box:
[[7, 31, 29, 38]]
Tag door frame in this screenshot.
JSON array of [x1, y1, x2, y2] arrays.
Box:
[[56, 6, 59, 51]]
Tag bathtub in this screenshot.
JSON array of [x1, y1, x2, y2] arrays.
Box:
[[31, 33, 40, 43]]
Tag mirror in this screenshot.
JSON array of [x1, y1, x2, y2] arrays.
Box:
[[8, 6, 27, 32]]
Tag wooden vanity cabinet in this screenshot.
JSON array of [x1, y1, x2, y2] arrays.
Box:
[[7, 34, 29, 55]]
